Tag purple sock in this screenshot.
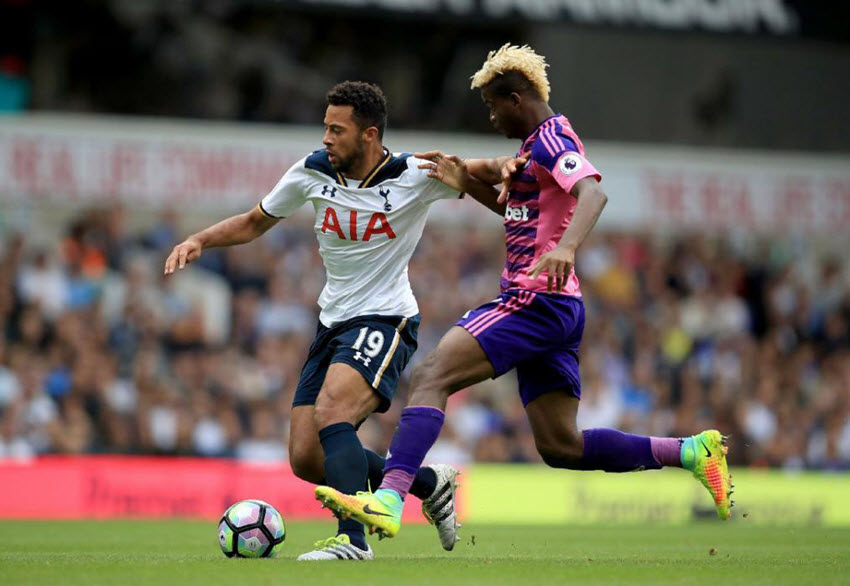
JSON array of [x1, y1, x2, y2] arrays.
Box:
[[650, 437, 683, 468], [380, 406, 445, 500], [580, 428, 662, 472]]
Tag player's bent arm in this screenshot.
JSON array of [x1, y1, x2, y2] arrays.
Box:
[[467, 155, 531, 206], [528, 177, 608, 290], [557, 177, 608, 252], [464, 157, 511, 185], [164, 206, 279, 274], [419, 152, 506, 216]]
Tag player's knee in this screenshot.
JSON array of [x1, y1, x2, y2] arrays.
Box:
[[313, 383, 356, 428], [537, 437, 583, 469], [409, 356, 436, 388], [408, 356, 451, 401], [312, 402, 348, 430], [408, 381, 450, 408]]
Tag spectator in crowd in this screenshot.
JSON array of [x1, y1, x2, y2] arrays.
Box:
[[0, 205, 848, 469]]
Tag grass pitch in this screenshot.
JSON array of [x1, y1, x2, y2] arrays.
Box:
[[1, 520, 847, 586]]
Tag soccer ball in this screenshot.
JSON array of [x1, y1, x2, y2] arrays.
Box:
[[218, 499, 286, 558]]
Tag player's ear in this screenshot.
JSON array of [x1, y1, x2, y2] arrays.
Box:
[[362, 125, 380, 143], [509, 92, 523, 107]]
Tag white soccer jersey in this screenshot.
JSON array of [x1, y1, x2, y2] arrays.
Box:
[[259, 148, 459, 326]]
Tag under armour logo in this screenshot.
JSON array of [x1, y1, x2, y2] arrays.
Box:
[[353, 351, 371, 367], [378, 187, 392, 211], [322, 186, 337, 197]]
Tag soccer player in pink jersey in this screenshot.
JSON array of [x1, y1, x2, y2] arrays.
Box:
[[315, 45, 733, 540]]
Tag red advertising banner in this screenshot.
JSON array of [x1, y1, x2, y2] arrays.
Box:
[[2, 134, 297, 207], [0, 456, 432, 522], [3, 114, 850, 232]]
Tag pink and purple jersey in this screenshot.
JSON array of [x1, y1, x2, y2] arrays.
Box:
[[502, 114, 601, 296]]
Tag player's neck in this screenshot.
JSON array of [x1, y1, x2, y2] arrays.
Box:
[[346, 144, 387, 181], [520, 103, 557, 138]]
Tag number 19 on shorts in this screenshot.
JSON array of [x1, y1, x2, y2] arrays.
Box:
[[351, 327, 385, 367]]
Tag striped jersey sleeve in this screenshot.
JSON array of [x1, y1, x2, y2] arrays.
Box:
[[529, 120, 601, 195]]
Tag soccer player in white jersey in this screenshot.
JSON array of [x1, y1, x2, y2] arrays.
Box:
[[164, 82, 493, 560], [314, 46, 734, 542]]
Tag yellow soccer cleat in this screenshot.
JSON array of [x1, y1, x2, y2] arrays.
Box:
[[681, 430, 734, 520], [315, 486, 403, 539]]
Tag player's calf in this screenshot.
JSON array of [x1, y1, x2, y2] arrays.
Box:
[[289, 450, 325, 484]]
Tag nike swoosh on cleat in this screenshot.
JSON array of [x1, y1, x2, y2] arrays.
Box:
[[363, 504, 393, 517], [701, 441, 712, 458]]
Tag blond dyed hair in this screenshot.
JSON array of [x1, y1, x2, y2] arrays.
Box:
[[470, 43, 550, 102]]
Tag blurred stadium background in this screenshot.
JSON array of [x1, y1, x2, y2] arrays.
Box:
[[1, 0, 850, 529]]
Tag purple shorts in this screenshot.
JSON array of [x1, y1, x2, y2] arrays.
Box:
[[457, 290, 585, 406]]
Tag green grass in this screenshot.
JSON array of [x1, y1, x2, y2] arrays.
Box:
[[1, 521, 848, 585]]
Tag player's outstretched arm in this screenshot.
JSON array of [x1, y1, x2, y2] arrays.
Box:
[[463, 157, 511, 185], [452, 154, 531, 205], [164, 206, 279, 275], [463, 155, 530, 204], [528, 177, 608, 291], [415, 151, 505, 215]]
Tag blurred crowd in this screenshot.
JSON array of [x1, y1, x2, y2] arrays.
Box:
[[0, 204, 849, 470]]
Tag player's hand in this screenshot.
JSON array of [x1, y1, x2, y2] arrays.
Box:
[[527, 245, 576, 292], [497, 154, 530, 204], [415, 151, 469, 193], [164, 237, 203, 275]]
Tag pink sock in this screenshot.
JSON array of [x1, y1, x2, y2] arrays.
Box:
[[381, 468, 416, 500], [650, 437, 683, 467]]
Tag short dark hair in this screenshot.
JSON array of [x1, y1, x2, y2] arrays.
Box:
[[482, 71, 543, 101], [326, 81, 388, 139]]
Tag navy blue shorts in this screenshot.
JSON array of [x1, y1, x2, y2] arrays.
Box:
[[292, 314, 420, 414], [457, 290, 585, 406]]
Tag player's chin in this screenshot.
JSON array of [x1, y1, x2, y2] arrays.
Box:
[[333, 157, 351, 173], [492, 122, 512, 139]]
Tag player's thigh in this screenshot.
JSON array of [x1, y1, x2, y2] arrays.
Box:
[[314, 362, 382, 428], [524, 390, 582, 459], [455, 291, 583, 380], [409, 326, 495, 403], [288, 405, 324, 482]]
